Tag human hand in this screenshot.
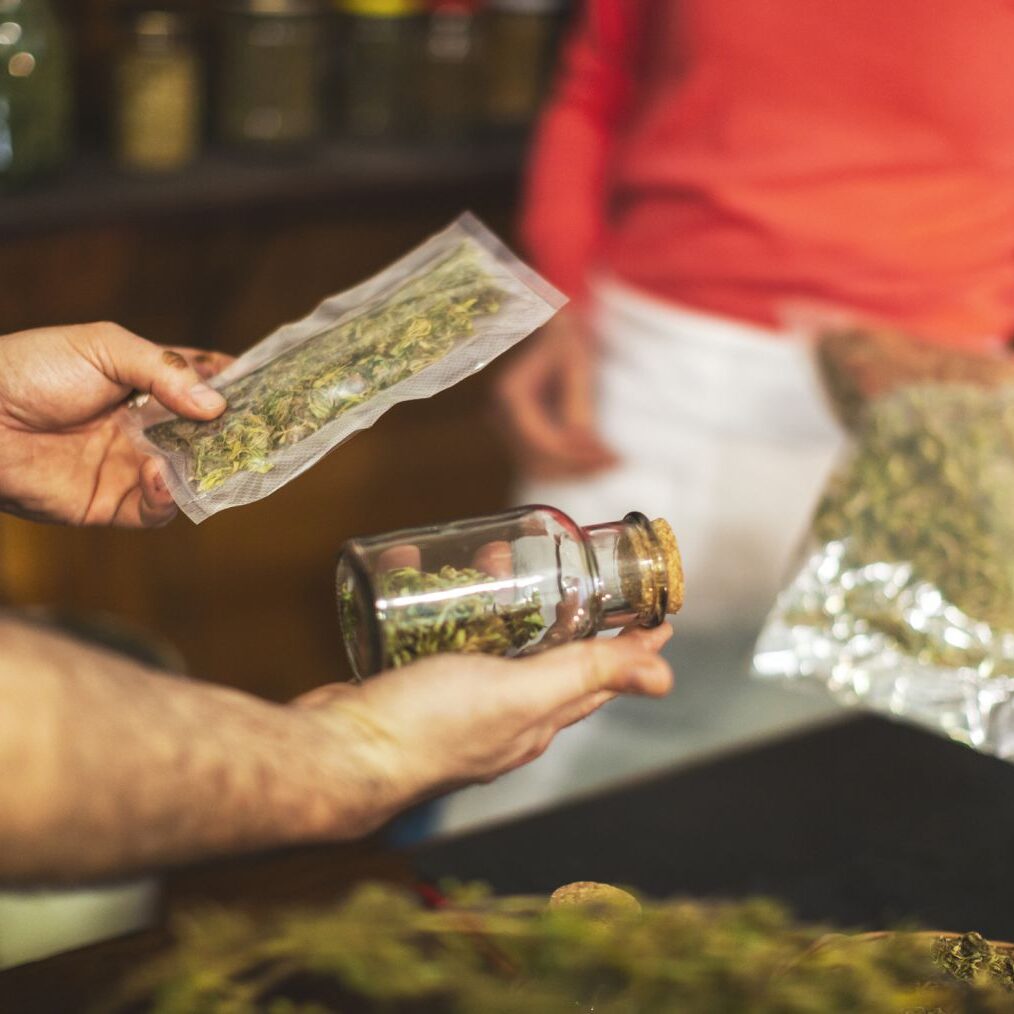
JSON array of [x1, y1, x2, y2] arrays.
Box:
[[293, 624, 673, 831], [495, 309, 618, 480], [0, 322, 231, 527]]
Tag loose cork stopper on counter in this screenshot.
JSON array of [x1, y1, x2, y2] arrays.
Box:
[[547, 882, 642, 918], [651, 518, 685, 614]]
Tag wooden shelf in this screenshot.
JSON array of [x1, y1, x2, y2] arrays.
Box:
[[0, 139, 524, 237]]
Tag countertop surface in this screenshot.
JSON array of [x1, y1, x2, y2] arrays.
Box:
[[418, 715, 1014, 940], [5, 715, 1014, 1011]]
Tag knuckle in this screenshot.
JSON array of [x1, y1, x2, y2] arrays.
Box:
[[88, 321, 131, 342], [530, 730, 554, 760], [159, 350, 191, 372]]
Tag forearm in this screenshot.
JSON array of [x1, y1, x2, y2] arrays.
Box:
[[0, 618, 402, 884]]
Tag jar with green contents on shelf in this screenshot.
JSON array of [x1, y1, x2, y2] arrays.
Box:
[[218, 0, 329, 150], [337, 504, 684, 679], [115, 9, 202, 173], [338, 0, 423, 141], [0, 0, 72, 190], [419, 0, 480, 142], [484, 0, 568, 132]]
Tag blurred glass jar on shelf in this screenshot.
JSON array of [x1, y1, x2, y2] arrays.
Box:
[[484, 0, 568, 132], [337, 505, 684, 679], [419, 0, 480, 142], [218, 0, 328, 151], [115, 9, 202, 174], [0, 0, 72, 190], [338, 0, 423, 141]]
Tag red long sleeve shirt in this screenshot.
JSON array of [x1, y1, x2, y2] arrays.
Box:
[[521, 0, 1014, 348]]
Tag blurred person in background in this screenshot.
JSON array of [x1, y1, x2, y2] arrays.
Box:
[[0, 321, 673, 883], [498, 0, 1014, 630]]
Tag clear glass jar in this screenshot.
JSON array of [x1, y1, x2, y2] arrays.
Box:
[[484, 0, 567, 131], [0, 0, 72, 190], [115, 10, 202, 173], [337, 505, 684, 679], [339, 0, 423, 141], [218, 0, 328, 150], [419, 0, 480, 142]]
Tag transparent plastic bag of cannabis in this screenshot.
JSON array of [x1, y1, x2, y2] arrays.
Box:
[[753, 325, 1014, 759], [124, 213, 566, 523]]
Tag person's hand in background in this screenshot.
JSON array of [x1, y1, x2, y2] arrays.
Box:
[[495, 308, 618, 480], [295, 623, 673, 820], [0, 322, 231, 527]]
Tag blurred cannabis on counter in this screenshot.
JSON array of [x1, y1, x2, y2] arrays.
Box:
[[0, 0, 570, 191]]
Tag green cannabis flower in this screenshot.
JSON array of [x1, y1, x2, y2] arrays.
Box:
[[368, 565, 546, 668], [147, 244, 503, 493], [932, 932, 1014, 991], [814, 383, 1014, 636], [106, 884, 1014, 1014]]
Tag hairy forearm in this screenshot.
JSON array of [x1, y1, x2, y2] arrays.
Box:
[[0, 618, 401, 884]]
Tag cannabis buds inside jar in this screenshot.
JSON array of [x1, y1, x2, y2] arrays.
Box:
[[336, 505, 684, 679]]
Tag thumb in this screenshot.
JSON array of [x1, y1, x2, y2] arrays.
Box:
[[82, 324, 227, 420]]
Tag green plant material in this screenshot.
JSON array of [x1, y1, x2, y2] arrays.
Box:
[[367, 565, 546, 668], [146, 244, 503, 493], [813, 384, 1014, 638], [933, 933, 1014, 991], [103, 883, 1014, 1014]]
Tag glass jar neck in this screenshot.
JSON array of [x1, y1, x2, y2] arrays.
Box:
[[583, 512, 669, 631]]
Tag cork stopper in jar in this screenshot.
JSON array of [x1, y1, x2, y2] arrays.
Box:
[[650, 518, 684, 614]]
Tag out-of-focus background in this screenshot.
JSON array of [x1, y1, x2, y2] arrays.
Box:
[[1, 0, 570, 700]]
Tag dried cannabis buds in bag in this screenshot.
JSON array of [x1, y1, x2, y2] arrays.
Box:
[[754, 326, 1014, 759], [125, 213, 565, 522]]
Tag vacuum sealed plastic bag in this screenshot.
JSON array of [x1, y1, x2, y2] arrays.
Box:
[[753, 326, 1014, 758], [125, 213, 565, 523]]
